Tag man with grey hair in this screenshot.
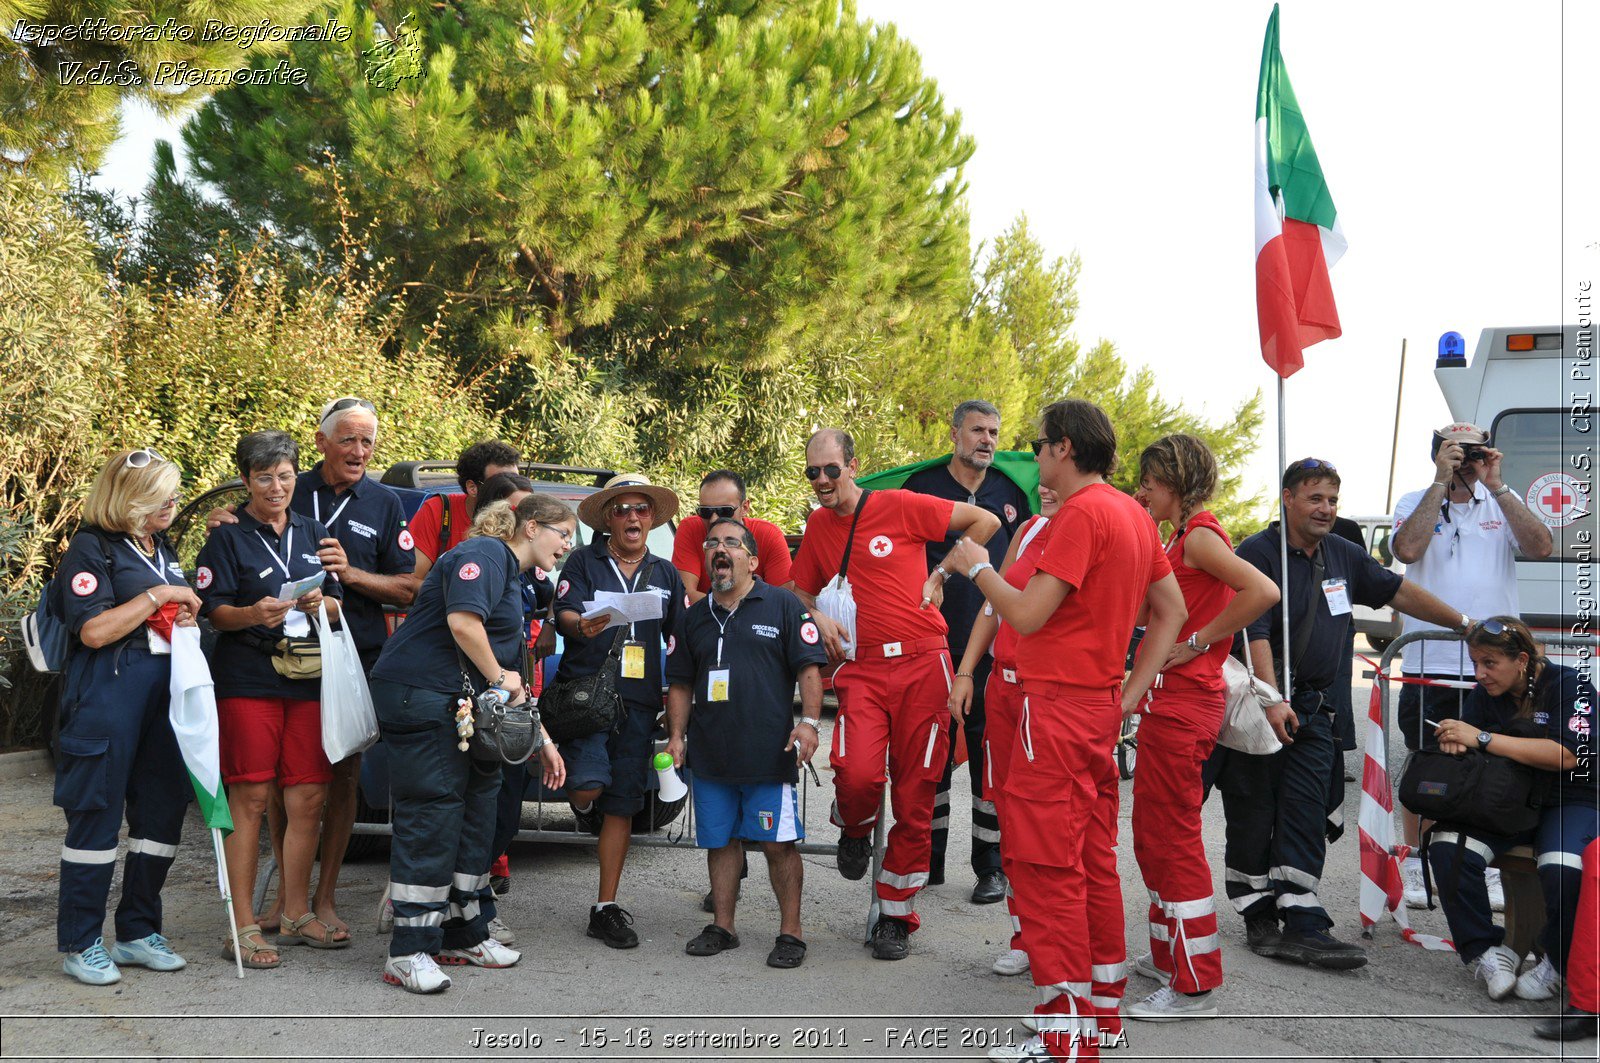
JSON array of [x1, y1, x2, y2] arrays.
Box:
[[902, 400, 1032, 904]]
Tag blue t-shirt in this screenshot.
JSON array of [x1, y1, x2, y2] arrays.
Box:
[[1461, 663, 1599, 807], [195, 508, 341, 701], [553, 540, 683, 709], [292, 465, 414, 656], [56, 527, 188, 709], [372, 535, 526, 696]]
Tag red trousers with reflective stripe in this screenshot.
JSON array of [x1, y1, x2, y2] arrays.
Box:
[[985, 667, 1024, 950], [1572, 838, 1600, 1012], [1002, 688, 1125, 1047], [1131, 685, 1225, 993], [828, 649, 953, 933]]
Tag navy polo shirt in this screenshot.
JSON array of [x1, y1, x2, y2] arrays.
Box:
[[902, 464, 1031, 655], [1461, 664, 1598, 807], [665, 583, 827, 784], [1237, 522, 1402, 693], [292, 464, 414, 656], [553, 540, 683, 709], [195, 508, 342, 701], [58, 528, 187, 643], [372, 536, 525, 696]]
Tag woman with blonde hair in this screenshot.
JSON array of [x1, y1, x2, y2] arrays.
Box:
[[1125, 433, 1280, 1021], [369, 494, 573, 993], [53, 449, 203, 984]]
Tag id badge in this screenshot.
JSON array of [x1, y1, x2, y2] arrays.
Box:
[[622, 641, 646, 680], [708, 668, 730, 702], [147, 629, 172, 656], [1321, 578, 1352, 616]]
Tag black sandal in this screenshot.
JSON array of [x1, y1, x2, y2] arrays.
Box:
[[685, 924, 740, 956], [766, 933, 807, 969]]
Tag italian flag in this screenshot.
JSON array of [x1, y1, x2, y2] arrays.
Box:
[[169, 627, 234, 833], [1255, 4, 1345, 378]]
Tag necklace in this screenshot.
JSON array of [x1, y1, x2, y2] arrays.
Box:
[[134, 533, 157, 556], [610, 542, 647, 564]]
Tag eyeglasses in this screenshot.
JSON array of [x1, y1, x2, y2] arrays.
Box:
[[1029, 438, 1059, 456], [250, 471, 297, 489], [696, 504, 738, 521], [805, 464, 844, 481], [125, 448, 163, 469], [611, 502, 654, 517], [159, 495, 181, 510], [538, 522, 573, 544], [703, 536, 750, 551]]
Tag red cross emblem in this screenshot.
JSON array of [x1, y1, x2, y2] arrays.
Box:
[[70, 572, 98, 596], [1543, 484, 1572, 511]]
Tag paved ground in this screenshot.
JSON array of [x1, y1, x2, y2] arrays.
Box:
[[0, 647, 1583, 1061]]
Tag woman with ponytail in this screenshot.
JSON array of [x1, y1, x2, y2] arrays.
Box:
[[1428, 617, 1599, 1004], [1124, 434, 1280, 1021]]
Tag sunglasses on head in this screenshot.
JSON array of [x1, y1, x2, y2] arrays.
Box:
[[125, 448, 163, 469], [1029, 437, 1060, 456], [1470, 618, 1510, 638], [696, 504, 738, 521], [805, 464, 844, 481], [1287, 457, 1337, 475], [326, 397, 376, 416], [612, 502, 653, 517]]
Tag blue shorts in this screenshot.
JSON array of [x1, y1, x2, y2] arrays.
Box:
[[560, 701, 658, 817], [693, 777, 804, 849]]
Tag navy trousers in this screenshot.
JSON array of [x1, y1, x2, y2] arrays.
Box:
[[373, 679, 499, 957], [931, 653, 1001, 879], [55, 645, 189, 952]]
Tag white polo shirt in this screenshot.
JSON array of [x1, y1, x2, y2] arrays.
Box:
[[1392, 480, 1519, 677]]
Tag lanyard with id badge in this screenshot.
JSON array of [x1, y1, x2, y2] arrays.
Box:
[[123, 539, 179, 655], [706, 597, 742, 703], [1321, 577, 1352, 616], [608, 557, 650, 680]]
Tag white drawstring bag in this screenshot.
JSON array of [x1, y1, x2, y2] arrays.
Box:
[[814, 575, 859, 660], [1217, 649, 1284, 755], [318, 601, 378, 762]]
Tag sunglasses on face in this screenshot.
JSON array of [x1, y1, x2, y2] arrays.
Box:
[[805, 464, 844, 481], [125, 448, 163, 469], [696, 504, 738, 521], [612, 502, 653, 517], [1029, 438, 1059, 456], [703, 536, 749, 552]]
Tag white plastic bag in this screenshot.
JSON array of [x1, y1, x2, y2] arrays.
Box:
[[1217, 652, 1284, 755], [318, 601, 378, 762], [813, 573, 858, 660]]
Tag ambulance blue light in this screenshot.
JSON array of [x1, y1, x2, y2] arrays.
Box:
[[1436, 331, 1467, 368]]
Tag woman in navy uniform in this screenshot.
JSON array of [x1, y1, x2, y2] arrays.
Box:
[[1429, 617, 1600, 1003], [54, 449, 203, 985], [195, 430, 343, 969], [369, 494, 572, 994]]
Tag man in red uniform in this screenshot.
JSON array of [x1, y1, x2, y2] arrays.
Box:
[[672, 468, 792, 605], [947, 399, 1187, 1061], [790, 428, 1000, 960]]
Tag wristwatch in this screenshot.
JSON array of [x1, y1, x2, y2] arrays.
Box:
[[1476, 730, 1492, 750], [967, 560, 994, 580], [1493, 484, 1514, 499], [1186, 632, 1210, 654], [797, 717, 822, 732]]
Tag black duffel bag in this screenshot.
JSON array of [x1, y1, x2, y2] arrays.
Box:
[[540, 629, 626, 743], [1398, 745, 1544, 837]]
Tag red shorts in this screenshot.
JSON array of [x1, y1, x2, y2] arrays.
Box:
[[218, 696, 333, 786]]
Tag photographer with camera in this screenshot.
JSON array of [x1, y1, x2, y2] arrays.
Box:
[[1392, 423, 1553, 908]]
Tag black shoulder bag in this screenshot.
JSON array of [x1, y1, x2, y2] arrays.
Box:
[[454, 643, 540, 766], [540, 627, 627, 743]]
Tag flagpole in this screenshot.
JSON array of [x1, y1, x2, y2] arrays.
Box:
[[212, 827, 245, 979], [1278, 376, 1292, 698]]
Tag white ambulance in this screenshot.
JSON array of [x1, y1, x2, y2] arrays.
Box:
[[1432, 324, 1596, 656]]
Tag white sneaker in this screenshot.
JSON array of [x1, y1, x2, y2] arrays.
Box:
[[1515, 955, 1563, 1001], [988, 1035, 1054, 1061], [487, 916, 516, 945], [992, 947, 1030, 976], [1125, 986, 1218, 1022], [1402, 860, 1428, 909], [383, 952, 451, 993], [1485, 867, 1505, 913], [1133, 952, 1170, 983], [1473, 944, 1519, 1001], [436, 938, 520, 968]]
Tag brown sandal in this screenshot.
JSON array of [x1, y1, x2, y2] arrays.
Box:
[[278, 912, 351, 950], [223, 924, 281, 969]]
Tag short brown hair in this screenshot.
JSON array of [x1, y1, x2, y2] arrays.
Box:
[[1138, 434, 1218, 525], [1281, 457, 1342, 493], [1040, 399, 1116, 477]]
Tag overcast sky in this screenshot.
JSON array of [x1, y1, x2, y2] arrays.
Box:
[[96, 1, 1597, 515]]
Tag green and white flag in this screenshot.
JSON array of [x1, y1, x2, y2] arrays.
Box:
[[170, 627, 233, 833], [856, 451, 1041, 514]]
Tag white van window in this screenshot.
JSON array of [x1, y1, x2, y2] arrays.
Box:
[[1491, 408, 1596, 561]]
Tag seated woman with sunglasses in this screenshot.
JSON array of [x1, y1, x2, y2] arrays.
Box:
[[553, 474, 684, 949], [1428, 617, 1599, 1002], [195, 430, 344, 969], [53, 449, 204, 985]]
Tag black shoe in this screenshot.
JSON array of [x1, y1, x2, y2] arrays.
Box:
[[1535, 1010, 1599, 1041], [490, 874, 511, 896], [836, 834, 872, 881], [586, 905, 639, 949], [1244, 915, 1282, 957], [971, 871, 1006, 905], [700, 884, 739, 914], [869, 917, 910, 961], [1273, 928, 1367, 970]]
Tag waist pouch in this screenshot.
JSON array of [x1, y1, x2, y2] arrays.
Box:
[[238, 630, 322, 680]]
